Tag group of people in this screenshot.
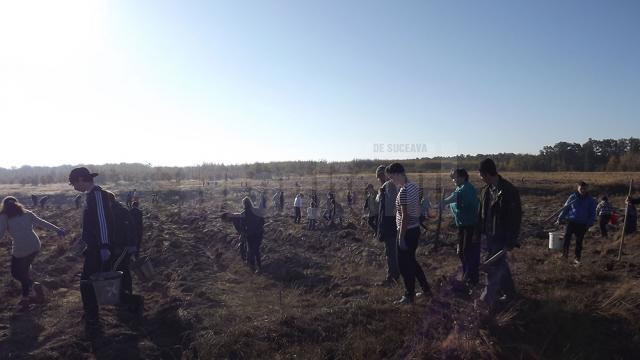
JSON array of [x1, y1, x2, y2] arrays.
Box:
[[1, 167, 146, 337], [555, 181, 640, 265], [219, 158, 522, 310], [6, 161, 638, 339], [371, 159, 521, 307]]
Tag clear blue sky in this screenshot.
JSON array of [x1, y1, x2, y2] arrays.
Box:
[[0, 0, 638, 167]]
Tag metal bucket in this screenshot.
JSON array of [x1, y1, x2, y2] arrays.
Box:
[[549, 232, 563, 250], [90, 271, 123, 306], [131, 257, 155, 282]]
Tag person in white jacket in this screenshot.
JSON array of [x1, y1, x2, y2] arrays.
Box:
[[0, 196, 65, 303]]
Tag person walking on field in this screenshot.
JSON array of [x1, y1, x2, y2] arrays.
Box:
[[307, 198, 319, 230], [293, 193, 304, 224], [596, 196, 614, 238], [557, 182, 596, 265], [363, 184, 378, 232], [443, 169, 480, 287], [0, 196, 65, 304], [376, 165, 400, 286], [386, 163, 432, 305], [624, 196, 639, 234], [279, 191, 285, 213], [477, 159, 521, 309], [222, 197, 265, 274], [68, 167, 140, 334]]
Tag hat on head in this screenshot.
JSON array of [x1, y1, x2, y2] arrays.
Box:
[[68, 167, 98, 183]]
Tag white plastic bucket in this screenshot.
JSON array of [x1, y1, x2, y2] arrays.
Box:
[[90, 271, 123, 305], [549, 232, 563, 250]]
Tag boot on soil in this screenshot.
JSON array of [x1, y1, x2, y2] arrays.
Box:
[[32, 282, 45, 304]]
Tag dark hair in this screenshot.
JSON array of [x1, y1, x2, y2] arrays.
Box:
[[0, 196, 25, 219], [601, 196, 608, 201], [450, 168, 469, 182], [479, 158, 498, 176], [578, 181, 588, 187], [385, 162, 405, 175]]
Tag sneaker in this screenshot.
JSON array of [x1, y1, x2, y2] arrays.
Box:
[[573, 259, 581, 266], [393, 295, 414, 305]]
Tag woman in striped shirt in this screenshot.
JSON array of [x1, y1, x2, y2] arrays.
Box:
[[386, 163, 431, 305]]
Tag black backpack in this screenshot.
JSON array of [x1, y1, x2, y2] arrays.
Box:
[[110, 199, 137, 251]]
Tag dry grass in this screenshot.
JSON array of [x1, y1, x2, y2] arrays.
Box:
[[1, 173, 640, 359]]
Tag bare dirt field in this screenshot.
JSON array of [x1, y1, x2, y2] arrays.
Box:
[[1, 172, 639, 359]]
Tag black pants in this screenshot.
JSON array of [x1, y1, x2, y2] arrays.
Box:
[[80, 251, 102, 320], [367, 216, 378, 232], [481, 243, 516, 307], [563, 221, 588, 260], [294, 207, 301, 223], [308, 219, 316, 230], [247, 235, 262, 269], [599, 215, 611, 238], [11, 252, 38, 297], [458, 226, 480, 285], [398, 227, 430, 298]]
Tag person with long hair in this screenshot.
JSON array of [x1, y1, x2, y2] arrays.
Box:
[[0, 196, 65, 304]]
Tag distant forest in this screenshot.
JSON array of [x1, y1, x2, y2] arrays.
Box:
[[1, 138, 639, 185]]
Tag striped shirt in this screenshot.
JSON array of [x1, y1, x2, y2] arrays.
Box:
[[396, 181, 421, 229]]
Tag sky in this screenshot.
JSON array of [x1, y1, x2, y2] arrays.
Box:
[[0, 0, 638, 168]]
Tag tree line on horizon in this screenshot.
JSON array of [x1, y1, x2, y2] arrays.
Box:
[[1, 138, 639, 185]]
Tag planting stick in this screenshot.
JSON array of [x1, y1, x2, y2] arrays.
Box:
[[617, 179, 634, 261]]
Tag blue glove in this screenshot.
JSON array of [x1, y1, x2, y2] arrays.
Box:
[[100, 248, 111, 262], [57, 228, 66, 237]]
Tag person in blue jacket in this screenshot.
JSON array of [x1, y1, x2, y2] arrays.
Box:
[[557, 181, 596, 265], [443, 169, 480, 286]]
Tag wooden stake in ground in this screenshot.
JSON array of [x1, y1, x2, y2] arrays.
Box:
[[617, 179, 634, 261]]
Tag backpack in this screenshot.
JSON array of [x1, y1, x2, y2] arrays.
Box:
[[110, 199, 137, 251]]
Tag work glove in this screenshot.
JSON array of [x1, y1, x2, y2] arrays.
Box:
[[100, 248, 111, 262], [57, 228, 66, 237]]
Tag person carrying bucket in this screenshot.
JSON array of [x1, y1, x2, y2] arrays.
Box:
[[476, 158, 521, 310], [68, 167, 141, 334], [556, 182, 596, 265], [0, 196, 65, 305]]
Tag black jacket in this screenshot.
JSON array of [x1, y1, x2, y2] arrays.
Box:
[[477, 176, 522, 251], [82, 186, 114, 253]]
